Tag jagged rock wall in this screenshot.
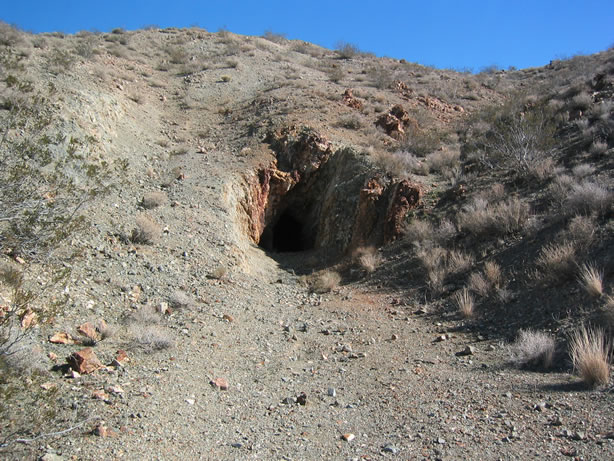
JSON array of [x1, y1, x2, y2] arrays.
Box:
[[234, 125, 423, 258]]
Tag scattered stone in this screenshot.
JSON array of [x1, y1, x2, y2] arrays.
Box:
[[455, 346, 475, 356], [93, 423, 112, 437], [210, 377, 229, 390], [282, 397, 296, 405], [296, 392, 307, 406], [222, 314, 234, 323], [77, 322, 100, 341], [92, 390, 109, 401], [40, 382, 57, 391], [108, 385, 124, 395], [185, 398, 195, 405], [67, 347, 103, 374], [49, 332, 74, 344], [40, 453, 64, 461], [48, 352, 58, 362], [434, 335, 448, 342], [436, 437, 446, 444], [21, 309, 37, 329], [391, 334, 398, 341], [485, 344, 496, 351], [327, 387, 336, 397], [231, 442, 242, 448], [342, 433, 355, 442], [115, 349, 130, 364], [382, 445, 400, 454], [571, 431, 586, 441]]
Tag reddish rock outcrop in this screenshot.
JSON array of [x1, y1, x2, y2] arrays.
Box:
[[384, 180, 423, 242], [68, 347, 103, 374], [375, 105, 418, 139], [343, 88, 363, 110]]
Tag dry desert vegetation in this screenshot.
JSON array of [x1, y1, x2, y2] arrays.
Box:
[[1, 23, 614, 460]]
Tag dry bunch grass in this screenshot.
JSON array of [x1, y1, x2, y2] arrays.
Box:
[[569, 325, 611, 387], [579, 263, 604, 298], [454, 288, 474, 318], [510, 329, 555, 369], [535, 241, 577, 283], [312, 270, 341, 293], [142, 191, 167, 209], [354, 247, 382, 273], [457, 197, 529, 238]]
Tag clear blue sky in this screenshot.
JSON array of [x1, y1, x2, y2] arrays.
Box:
[[2, 1, 613, 71]]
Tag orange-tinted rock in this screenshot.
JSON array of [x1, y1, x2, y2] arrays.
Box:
[[375, 105, 417, 139], [77, 322, 99, 341], [210, 377, 229, 390], [384, 180, 423, 242], [343, 88, 363, 110], [21, 310, 37, 329], [49, 332, 75, 344], [68, 347, 103, 374]]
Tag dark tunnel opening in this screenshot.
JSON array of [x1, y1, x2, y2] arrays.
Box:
[[260, 208, 314, 253]]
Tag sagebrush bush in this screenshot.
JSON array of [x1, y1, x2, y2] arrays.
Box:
[[142, 191, 167, 209], [404, 219, 433, 244], [565, 180, 611, 215], [510, 329, 555, 369], [569, 325, 611, 387], [131, 214, 161, 244], [457, 197, 529, 238]]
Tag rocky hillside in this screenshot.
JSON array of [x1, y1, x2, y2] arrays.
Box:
[[1, 24, 613, 460]]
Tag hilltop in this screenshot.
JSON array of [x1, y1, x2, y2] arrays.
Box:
[[1, 24, 613, 459]]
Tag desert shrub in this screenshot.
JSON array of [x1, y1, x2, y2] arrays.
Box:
[[457, 197, 529, 238], [168, 290, 192, 309], [426, 149, 460, 174], [0, 22, 24, 47], [468, 104, 556, 175], [562, 214, 596, 246], [262, 30, 287, 44], [570, 92, 592, 111], [454, 288, 474, 318], [371, 150, 423, 178], [468, 272, 490, 297], [142, 191, 167, 209], [337, 114, 362, 130], [404, 219, 433, 244], [128, 306, 173, 351], [565, 180, 611, 215], [579, 263, 604, 298], [569, 325, 611, 387], [45, 48, 75, 74], [447, 249, 474, 275], [165, 45, 188, 64], [510, 329, 555, 369], [354, 247, 382, 273], [589, 140, 608, 155], [326, 65, 344, 83], [535, 241, 577, 283], [311, 270, 341, 293], [335, 41, 360, 59], [130, 214, 161, 244], [483, 261, 502, 288], [367, 66, 393, 90], [572, 163, 595, 178], [210, 265, 228, 280]]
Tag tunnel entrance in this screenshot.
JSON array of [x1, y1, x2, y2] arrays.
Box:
[[260, 208, 314, 253]]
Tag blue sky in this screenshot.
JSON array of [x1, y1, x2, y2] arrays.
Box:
[[2, 1, 613, 71]]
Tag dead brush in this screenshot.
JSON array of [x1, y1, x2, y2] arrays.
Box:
[[127, 306, 173, 351], [509, 329, 556, 370], [569, 325, 611, 387], [579, 263, 604, 298], [130, 214, 161, 244]]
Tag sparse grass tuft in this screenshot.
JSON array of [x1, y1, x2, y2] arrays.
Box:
[[142, 191, 167, 209], [565, 180, 611, 215], [454, 288, 474, 318], [354, 247, 382, 273], [312, 270, 341, 293], [569, 325, 611, 387], [579, 263, 604, 298], [510, 329, 556, 369], [536, 241, 577, 283]]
